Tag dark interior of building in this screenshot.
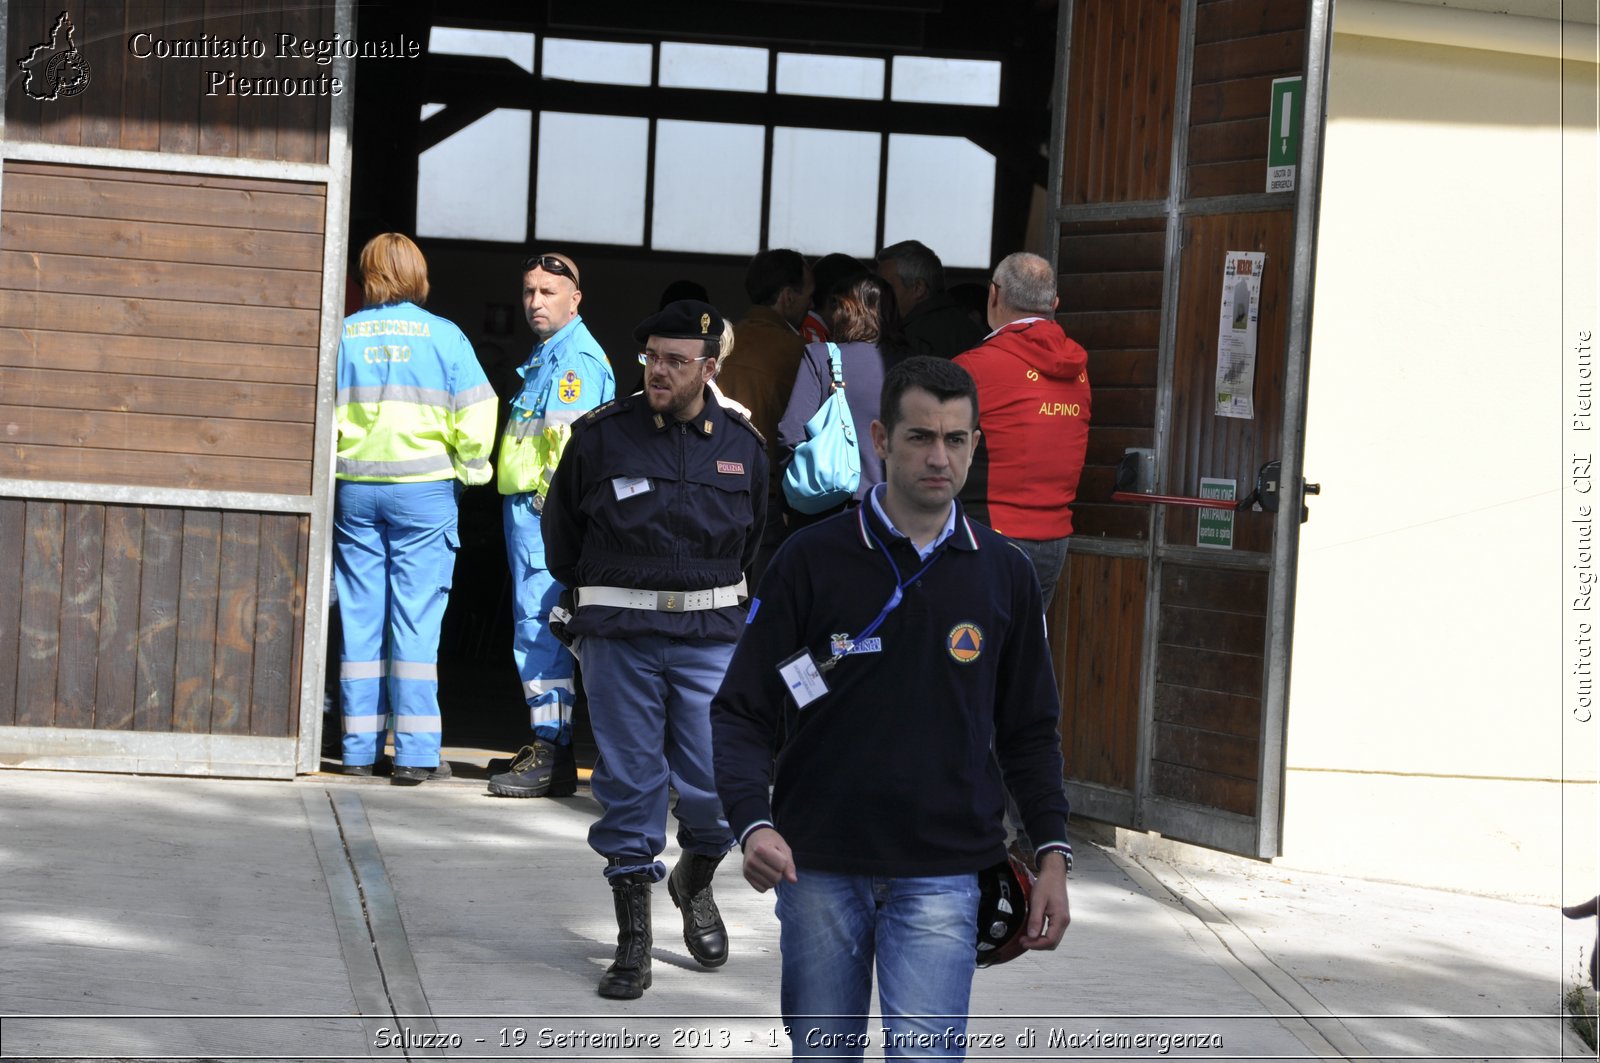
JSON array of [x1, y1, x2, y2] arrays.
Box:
[[334, 0, 1063, 760]]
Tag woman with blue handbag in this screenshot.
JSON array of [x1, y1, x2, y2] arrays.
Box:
[[777, 273, 905, 524]]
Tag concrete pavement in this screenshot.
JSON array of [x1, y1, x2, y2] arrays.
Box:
[[0, 764, 1590, 1061]]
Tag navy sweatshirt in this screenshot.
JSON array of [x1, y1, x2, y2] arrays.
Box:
[[710, 498, 1071, 877]]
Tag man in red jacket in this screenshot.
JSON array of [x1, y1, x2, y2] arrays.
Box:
[[955, 252, 1091, 609]]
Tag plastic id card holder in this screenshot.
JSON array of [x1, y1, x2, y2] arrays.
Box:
[[778, 648, 828, 709], [612, 475, 653, 500]]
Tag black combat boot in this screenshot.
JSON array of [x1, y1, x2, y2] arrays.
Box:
[[666, 851, 728, 968], [597, 872, 653, 999]]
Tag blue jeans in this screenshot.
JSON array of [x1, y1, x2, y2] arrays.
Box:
[[579, 634, 736, 881], [1009, 534, 1069, 611], [776, 870, 980, 1060]]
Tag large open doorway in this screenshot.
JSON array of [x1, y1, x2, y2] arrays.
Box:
[[337, 1, 1065, 764]]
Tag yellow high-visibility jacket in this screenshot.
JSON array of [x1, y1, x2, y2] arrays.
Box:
[[335, 302, 497, 484]]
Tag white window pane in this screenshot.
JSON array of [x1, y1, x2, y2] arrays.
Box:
[[883, 134, 993, 268], [429, 27, 535, 74], [542, 37, 652, 86], [420, 102, 445, 121], [652, 121, 763, 256], [535, 112, 648, 246], [891, 56, 1001, 106], [416, 109, 530, 242], [776, 53, 884, 100], [659, 42, 767, 92], [768, 127, 880, 260]]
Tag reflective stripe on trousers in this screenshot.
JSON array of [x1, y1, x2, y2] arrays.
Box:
[[504, 493, 575, 743]]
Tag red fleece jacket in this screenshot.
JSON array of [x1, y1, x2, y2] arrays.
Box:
[[955, 318, 1091, 539]]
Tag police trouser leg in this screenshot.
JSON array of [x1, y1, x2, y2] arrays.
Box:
[[383, 479, 458, 768], [504, 496, 575, 744], [334, 481, 390, 766], [582, 635, 737, 883]]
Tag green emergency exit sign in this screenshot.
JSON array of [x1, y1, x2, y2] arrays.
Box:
[[1267, 76, 1303, 193]]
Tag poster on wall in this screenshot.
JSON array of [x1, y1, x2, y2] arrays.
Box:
[[1214, 251, 1264, 420]]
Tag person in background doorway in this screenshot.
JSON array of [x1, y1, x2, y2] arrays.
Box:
[[799, 252, 867, 344], [718, 249, 814, 585], [955, 251, 1091, 611], [875, 239, 987, 360], [489, 252, 615, 799], [333, 233, 497, 785], [776, 272, 899, 523]]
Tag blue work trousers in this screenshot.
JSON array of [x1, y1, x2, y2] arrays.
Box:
[[333, 479, 458, 768], [776, 871, 981, 1060], [503, 494, 573, 743], [578, 634, 736, 881]]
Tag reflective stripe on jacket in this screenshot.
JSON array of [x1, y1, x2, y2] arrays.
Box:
[[335, 302, 497, 484]]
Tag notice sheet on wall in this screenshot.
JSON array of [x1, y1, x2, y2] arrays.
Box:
[[1214, 251, 1264, 420]]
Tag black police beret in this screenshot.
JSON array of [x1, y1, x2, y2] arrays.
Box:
[[633, 299, 725, 344]]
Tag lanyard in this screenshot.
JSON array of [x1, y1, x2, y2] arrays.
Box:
[[819, 518, 948, 672]]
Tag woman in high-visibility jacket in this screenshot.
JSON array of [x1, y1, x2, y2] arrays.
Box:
[[334, 233, 497, 784]]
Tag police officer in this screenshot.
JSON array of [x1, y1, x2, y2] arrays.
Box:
[[490, 252, 615, 798], [334, 233, 497, 783], [541, 300, 767, 999]]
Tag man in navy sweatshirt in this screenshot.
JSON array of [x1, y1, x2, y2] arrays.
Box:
[[711, 356, 1073, 1059]]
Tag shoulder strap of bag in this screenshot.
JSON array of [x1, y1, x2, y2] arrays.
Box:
[[826, 342, 845, 390]]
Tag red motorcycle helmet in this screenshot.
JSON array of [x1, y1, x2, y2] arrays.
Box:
[[975, 853, 1035, 967]]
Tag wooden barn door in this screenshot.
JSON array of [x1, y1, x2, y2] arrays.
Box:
[[1046, 0, 1330, 856], [0, 1, 354, 777]]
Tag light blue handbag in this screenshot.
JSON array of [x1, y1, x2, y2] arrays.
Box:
[[782, 343, 861, 514]]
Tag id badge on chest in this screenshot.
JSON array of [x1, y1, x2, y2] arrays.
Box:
[[777, 648, 828, 709], [612, 475, 653, 501]]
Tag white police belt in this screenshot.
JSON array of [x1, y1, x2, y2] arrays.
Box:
[[577, 579, 747, 613]]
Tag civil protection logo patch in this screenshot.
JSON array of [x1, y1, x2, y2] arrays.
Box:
[[558, 370, 581, 403], [946, 622, 983, 664]]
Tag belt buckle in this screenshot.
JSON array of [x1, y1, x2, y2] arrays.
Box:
[[656, 590, 684, 612], [531, 492, 546, 515]]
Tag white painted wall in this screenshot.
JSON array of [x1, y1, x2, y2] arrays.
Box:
[[1284, 13, 1597, 902]]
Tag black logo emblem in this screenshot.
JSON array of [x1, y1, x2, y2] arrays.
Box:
[[17, 12, 92, 102]]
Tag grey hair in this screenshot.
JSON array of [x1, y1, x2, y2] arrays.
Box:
[[876, 239, 944, 295], [992, 252, 1057, 315]]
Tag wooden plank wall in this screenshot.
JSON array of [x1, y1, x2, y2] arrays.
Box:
[[1058, 217, 1163, 542], [0, 497, 307, 735], [5, 0, 335, 166], [1055, 552, 1146, 791], [1187, 0, 1308, 198], [1150, 562, 1265, 815], [1060, 0, 1183, 205], [0, 160, 324, 494]]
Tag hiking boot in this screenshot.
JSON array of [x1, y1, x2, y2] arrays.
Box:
[[342, 756, 392, 778], [391, 760, 453, 786], [597, 872, 653, 999], [487, 740, 577, 798], [667, 852, 728, 968]]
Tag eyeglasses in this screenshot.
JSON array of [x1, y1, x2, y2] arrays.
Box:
[[638, 351, 711, 370], [522, 254, 579, 286]]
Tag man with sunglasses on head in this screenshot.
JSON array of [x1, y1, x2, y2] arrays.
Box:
[[541, 300, 767, 1000], [489, 252, 616, 799]]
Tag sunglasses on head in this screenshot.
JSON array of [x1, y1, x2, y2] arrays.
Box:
[[522, 254, 578, 286]]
